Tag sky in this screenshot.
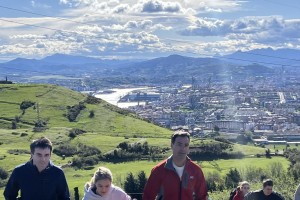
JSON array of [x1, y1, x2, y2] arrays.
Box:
[[0, 0, 300, 61]]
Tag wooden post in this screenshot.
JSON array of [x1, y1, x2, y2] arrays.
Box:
[[74, 187, 79, 200]]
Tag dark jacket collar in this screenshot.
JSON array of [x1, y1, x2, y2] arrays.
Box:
[[27, 159, 54, 172]]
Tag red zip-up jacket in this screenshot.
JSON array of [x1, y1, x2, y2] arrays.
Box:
[[143, 156, 208, 200]]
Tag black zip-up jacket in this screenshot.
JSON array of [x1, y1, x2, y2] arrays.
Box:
[[244, 189, 284, 200], [3, 160, 70, 200]]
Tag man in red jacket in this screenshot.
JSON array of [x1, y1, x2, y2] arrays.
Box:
[[143, 130, 208, 200]]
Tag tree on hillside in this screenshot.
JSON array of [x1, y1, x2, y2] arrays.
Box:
[[137, 171, 148, 193], [11, 120, 17, 129], [89, 110, 95, 118], [33, 118, 48, 132], [124, 172, 138, 199], [225, 168, 241, 189]]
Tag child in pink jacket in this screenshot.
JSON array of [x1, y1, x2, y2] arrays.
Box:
[[82, 167, 131, 200]]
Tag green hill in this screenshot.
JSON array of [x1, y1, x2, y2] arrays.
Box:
[[0, 84, 170, 137], [0, 83, 174, 197]]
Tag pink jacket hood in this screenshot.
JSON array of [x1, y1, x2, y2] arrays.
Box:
[[82, 183, 131, 200]]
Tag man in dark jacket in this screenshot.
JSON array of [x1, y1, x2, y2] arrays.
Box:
[[143, 130, 208, 200], [244, 179, 284, 200], [4, 137, 70, 200]]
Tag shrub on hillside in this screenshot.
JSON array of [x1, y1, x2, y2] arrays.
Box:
[[77, 143, 101, 157], [0, 167, 8, 180], [89, 110, 95, 118], [20, 100, 35, 110], [33, 118, 48, 132], [68, 128, 86, 138], [20, 132, 28, 137], [72, 155, 102, 169], [53, 144, 77, 157], [7, 149, 30, 155], [85, 95, 102, 104], [15, 116, 21, 123], [66, 102, 86, 122], [214, 137, 232, 144], [11, 120, 17, 129], [225, 168, 241, 189], [105, 141, 166, 161]]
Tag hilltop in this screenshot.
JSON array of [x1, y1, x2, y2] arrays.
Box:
[[0, 83, 170, 137]]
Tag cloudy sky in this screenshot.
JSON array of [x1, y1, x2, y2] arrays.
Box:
[[0, 0, 300, 61]]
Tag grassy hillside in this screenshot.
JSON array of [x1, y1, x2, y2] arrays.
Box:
[[0, 84, 171, 137], [0, 83, 294, 199]]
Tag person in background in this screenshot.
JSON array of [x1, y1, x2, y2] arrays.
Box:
[[82, 166, 131, 200], [4, 137, 70, 200], [244, 179, 284, 200], [143, 130, 208, 200], [233, 181, 250, 200]]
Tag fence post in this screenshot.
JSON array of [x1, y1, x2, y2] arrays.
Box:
[[74, 187, 79, 200]]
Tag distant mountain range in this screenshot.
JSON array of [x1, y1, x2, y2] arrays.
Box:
[[223, 48, 300, 67], [1, 48, 299, 83]]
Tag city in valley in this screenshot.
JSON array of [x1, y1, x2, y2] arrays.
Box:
[[95, 73, 300, 146]]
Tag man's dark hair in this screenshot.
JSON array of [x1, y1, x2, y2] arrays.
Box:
[[263, 179, 273, 188], [171, 130, 190, 144], [30, 137, 52, 154]]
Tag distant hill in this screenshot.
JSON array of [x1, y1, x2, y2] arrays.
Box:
[[5, 49, 300, 84], [117, 54, 274, 83], [42, 53, 104, 65], [223, 48, 300, 67], [0, 54, 139, 77]]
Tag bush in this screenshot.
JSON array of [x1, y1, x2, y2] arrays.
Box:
[[53, 144, 77, 157], [7, 149, 30, 155], [33, 119, 48, 132], [0, 167, 8, 180], [11, 120, 17, 129], [89, 110, 95, 118], [72, 155, 102, 169], [20, 100, 35, 110], [85, 95, 102, 104], [77, 144, 101, 157], [66, 102, 86, 122], [20, 132, 28, 137], [68, 128, 86, 138]]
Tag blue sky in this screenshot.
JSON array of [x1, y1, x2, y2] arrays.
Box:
[[0, 0, 300, 61]]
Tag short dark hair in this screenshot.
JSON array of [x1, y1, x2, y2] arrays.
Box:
[[171, 130, 190, 144], [30, 137, 52, 154], [263, 179, 273, 188]]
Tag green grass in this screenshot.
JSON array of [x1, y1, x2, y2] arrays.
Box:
[[199, 156, 289, 175], [0, 84, 171, 136], [232, 143, 266, 156]]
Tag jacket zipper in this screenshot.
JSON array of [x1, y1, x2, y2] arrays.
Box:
[[179, 179, 182, 200]]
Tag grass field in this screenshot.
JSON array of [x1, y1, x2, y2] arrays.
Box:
[[0, 126, 292, 199]]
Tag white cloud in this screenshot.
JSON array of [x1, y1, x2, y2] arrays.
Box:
[[112, 4, 130, 13], [141, 0, 182, 13], [1, 0, 300, 60], [181, 16, 300, 42]]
